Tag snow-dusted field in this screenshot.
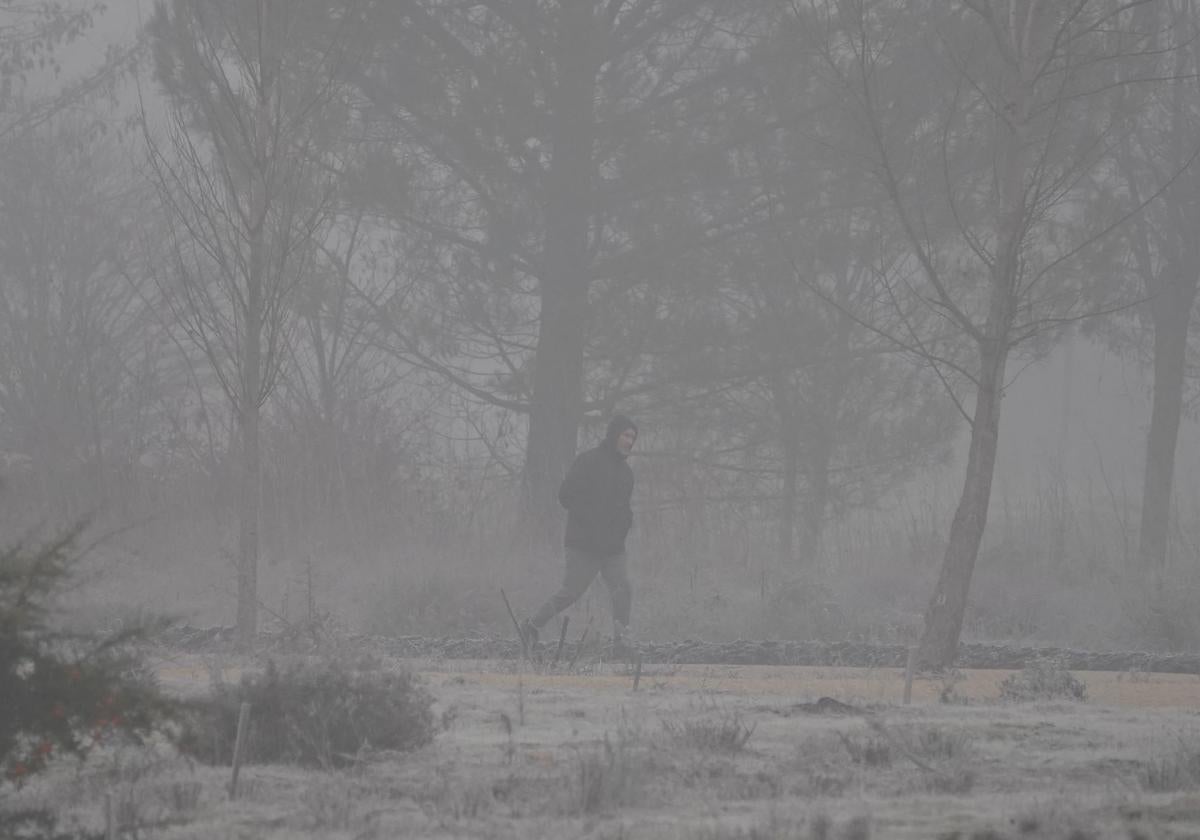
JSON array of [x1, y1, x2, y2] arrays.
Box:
[[11, 655, 1200, 839]]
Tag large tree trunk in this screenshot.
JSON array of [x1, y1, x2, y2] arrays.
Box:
[[237, 241, 263, 650], [1139, 278, 1196, 572], [521, 4, 595, 540], [523, 275, 589, 537], [916, 338, 1007, 668], [237, 32, 268, 650], [236, 396, 261, 649]]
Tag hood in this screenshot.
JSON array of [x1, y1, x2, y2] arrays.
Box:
[[604, 414, 638, 447]]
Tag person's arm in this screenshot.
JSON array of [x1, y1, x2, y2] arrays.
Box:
[[558, 451, 589, 510], [617, 464, 634, 536], [618, 500, 633, 537]]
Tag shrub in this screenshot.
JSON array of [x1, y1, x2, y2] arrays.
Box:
[[836, 730, 891, 767], [566, 731, 649, 816], [0, 529, 178, 785], [938, 669, 969, 705], [910, 725, 973, 761], [180, 657, 435, 768], [997, 657, 1087, 703], [660, 710, 754, 753], [0, 808, 104, 840], [1141, 734, 1200, 792]]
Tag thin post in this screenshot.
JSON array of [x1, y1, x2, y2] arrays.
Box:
[[568, 617, 593, 670], [500, 587, 527, 659], [229, 701, 251, 799], [553, 615, 570, 667], [517, 673, 525, 727], [903, 646, 916, 705]]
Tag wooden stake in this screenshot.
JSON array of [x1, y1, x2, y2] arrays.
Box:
[[568, 617, 593, 670], [553, 615, 570, 667], [229, 701, 251, 799], [500, 587, 527, 658], [904, 646, 916, 705], [517, 673, 525, 727]]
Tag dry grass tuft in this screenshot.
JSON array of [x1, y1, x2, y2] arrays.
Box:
[[689, 811, 871, 840], [301, 772, 372, 832], [660, 708, 755, 753], [563, 727, 655, 816], [837, 729, 892, 767], [909, 724, 974, 762], [1141, 733, 1200, 792]]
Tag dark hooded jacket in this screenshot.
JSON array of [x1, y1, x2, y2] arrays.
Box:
[[558, 416, 636, 556]]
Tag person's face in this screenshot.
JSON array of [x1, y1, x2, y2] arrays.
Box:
[[616, 427, 637, 455]]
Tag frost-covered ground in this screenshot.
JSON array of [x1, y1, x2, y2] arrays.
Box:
[[10, 654, 1200, 839]]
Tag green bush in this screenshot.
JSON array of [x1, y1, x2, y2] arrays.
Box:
[[0, 529, 177, 786], [180, 657, 435, 768]]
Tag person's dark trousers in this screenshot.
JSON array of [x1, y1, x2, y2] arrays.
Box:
[[531, 546, 631, 630]]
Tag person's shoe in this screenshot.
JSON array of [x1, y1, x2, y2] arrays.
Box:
[[518, 619, 540, 653]]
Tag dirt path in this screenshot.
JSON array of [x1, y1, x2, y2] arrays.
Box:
[[155, 655, 1200, 708], [417, 660, 1200, 708]]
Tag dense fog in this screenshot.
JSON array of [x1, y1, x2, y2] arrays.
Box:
[[2, 0, 1199, 663]]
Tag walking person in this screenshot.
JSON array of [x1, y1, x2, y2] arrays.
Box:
[[521, 414, 638, 653]]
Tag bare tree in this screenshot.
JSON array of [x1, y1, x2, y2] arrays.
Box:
[[0, 115, 163, 525], [271, 199, 429, 558], [816, 0, 1165, 666], [1106, 1, 1200, 577], [144, 0, 353, 647]]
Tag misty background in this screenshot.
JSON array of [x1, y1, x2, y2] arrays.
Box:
[[2, 1, 1199, 658]]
